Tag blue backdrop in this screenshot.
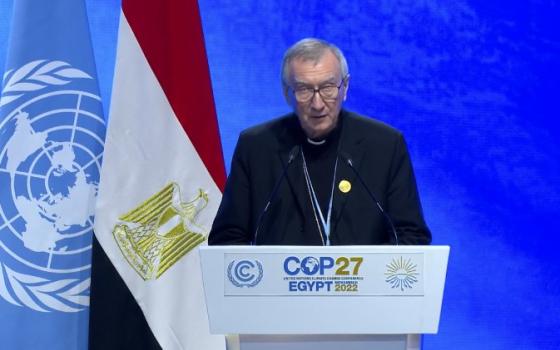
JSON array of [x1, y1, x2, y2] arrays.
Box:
[[1, 0, 559, 349]]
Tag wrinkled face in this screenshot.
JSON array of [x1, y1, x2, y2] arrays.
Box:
[[284, 50, 349, 140]]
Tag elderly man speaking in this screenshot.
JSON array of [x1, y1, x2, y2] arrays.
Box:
[[209, 38, 431, 246]]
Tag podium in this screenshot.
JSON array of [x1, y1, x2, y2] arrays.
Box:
[[199, 245, 449, 350]]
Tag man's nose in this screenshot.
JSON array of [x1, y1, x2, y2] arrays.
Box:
[[310, 91, 325, 110]]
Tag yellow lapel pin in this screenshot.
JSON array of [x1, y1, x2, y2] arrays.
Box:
[[338, 179, 351, 193]]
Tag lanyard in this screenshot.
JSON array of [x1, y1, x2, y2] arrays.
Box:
[[302, 150, 338, 246]]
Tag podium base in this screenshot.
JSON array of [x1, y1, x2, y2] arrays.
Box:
[[226, 334, 422, 350]]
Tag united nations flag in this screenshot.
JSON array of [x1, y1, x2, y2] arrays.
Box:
[[0, 1, 104, 349]]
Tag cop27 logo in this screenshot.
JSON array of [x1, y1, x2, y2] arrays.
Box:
[[283, 256, 364, 293], [0, 60, 105, 312], [283, 256, 363, 276], [227, 259, 263, 287]]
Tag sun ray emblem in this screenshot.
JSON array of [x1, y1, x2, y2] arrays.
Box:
[[385, 256, 419, 291]]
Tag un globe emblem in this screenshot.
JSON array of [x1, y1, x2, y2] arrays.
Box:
[[0, 60, 105, 312]]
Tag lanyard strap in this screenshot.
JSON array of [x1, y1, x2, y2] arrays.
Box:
[[302, 151, 338, 246]]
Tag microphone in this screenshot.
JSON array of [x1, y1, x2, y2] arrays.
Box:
[[253, 145, 301, 245], [338, 151, 399, 245]]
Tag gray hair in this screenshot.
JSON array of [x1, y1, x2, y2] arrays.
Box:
[[281, 38, 349, 88]]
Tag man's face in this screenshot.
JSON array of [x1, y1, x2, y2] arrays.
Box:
[[285, 50, 348, 140]]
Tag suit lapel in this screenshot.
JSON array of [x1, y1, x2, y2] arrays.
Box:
[[277, 116, 310, 219]]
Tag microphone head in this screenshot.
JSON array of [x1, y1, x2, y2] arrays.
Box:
[[338, 151, 353, 167], [287, 145, 300, 163]]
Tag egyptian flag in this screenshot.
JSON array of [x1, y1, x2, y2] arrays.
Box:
[[89, 1, 226, 349]]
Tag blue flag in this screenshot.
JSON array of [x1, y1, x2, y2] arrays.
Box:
[[0, 0, 105, 348]]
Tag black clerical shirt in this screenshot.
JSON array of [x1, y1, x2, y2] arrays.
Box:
[[301, 119, 342, 219]]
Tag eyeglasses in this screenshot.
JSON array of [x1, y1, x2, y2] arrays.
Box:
[[291, 78, 347, 103]]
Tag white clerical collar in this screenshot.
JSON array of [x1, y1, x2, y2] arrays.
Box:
[[306, 137, 326, 145]]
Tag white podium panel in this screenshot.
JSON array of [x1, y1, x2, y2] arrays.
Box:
[[200, 246, 449, 336]]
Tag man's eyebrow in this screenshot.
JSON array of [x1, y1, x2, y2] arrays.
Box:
[[292, 77, 338, 86]]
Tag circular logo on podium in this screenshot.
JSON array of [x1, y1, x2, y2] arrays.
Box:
[[227, 259, 263, 288]]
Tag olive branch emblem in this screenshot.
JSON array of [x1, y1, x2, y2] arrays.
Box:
[[1, 59, 92, 107], [0, 263, 90, 312]]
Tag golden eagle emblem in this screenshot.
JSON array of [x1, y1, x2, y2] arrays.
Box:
[[113, 183, 208, 280]]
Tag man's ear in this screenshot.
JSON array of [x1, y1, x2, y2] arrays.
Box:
[[283, 85, 293, 105], [342, 74, 350, 101]]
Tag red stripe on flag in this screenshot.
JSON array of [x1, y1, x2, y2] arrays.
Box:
[[122, 0, 226, 191]]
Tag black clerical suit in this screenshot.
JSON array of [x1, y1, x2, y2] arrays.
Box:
[[209, 110, 431, 245]]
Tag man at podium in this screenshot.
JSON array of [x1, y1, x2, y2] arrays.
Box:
[[209, 38, 431, 246]]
